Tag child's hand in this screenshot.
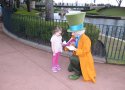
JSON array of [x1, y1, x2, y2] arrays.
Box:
[[63, 41, 67, 44], [62, 41, 67, 46]]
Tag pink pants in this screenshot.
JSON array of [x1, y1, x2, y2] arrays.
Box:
[[52, 52, 61, 67]]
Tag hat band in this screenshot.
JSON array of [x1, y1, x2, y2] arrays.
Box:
[[69, 24, 84, 32]]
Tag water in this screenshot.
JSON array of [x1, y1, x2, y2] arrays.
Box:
[[85, 18, 125, 26], [54, 11, 81, 20], [54, 11, 125, 26], [54, 11, 125, 39]]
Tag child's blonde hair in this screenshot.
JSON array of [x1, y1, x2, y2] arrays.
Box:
[[52, 26, 62, 35]]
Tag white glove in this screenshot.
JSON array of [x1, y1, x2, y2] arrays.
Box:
[[66, 45, 76, 51], [62, 41, 67, 44]]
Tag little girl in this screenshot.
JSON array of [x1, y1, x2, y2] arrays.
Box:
[[50, 26, 63, 72]]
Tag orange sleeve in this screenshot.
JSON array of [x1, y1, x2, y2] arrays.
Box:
[[76, 38, 91, 56]]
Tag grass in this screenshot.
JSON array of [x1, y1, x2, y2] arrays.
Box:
[[86, 7, 125, 17], [86, 9, 99, 15], [14, 4, 40, 16], [98, 7, 125, 17], [107, 59, 125, 65], [15, 9, 40, 16]]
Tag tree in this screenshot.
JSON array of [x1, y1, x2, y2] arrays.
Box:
[[1, 0, 14, 7], [25, 0, 31, 12], [25, 0, 39, 12], [45, 0, 54, 20], [16, 0, 20, 8], [116, 0, 123, 7]]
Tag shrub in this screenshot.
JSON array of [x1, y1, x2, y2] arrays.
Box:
[[85, 23, 100, 46], [85, 23, 100, 53], [11, 14, 68, 44], [11, 14, 100, 47]]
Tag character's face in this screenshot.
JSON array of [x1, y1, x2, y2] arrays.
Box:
[[71, 32, 79, 37], [55, 31, 62, 36], [71, 30, 85, 37]]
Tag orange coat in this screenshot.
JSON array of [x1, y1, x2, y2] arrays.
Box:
[[75, 34, 96, 83]]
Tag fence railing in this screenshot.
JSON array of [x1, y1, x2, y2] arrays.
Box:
[[2, 7, 125, 64], [96, 24, 125, 64]]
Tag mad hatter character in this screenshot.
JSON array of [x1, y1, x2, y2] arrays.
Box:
[[65, 12, 96, 83]]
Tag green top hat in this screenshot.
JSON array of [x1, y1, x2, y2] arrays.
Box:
[[66, 12, 86, 32]]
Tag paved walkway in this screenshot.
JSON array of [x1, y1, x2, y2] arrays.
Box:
[[0, 22, 125, 90]]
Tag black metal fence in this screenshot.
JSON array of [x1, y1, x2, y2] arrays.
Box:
[[2, 8, 125, 64], [96, 24, 125, 64]]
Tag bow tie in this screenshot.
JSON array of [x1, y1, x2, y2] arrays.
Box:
[[75, 36, 80, 39]]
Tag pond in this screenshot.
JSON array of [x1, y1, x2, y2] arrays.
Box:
[[54, 12, 125, 26], [54, 11, 125, 39]]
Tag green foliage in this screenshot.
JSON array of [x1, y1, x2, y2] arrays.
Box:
[[11, 14, 68, 42], [86, 7, 125, 17], [14, 4, 40, 16], [54, 8, 61, 13], [85, 23, 100, 46], [86, 9, 99, 15], [107, 59, 125, 65], [98, 7, 125, 16], [11, 14, 100, 47], [14, 9, 39, 16]]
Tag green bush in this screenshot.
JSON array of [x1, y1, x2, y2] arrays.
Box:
[[14, 4, 40, 16], [85, 23, 100, 53], [86, 9, 99, 15], [85, 23, 100, 46], [11, 14, 100, 47], [11, 14, 68, 42], [14, 9, 39, 16]]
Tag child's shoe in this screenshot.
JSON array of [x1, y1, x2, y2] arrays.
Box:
[[56, 65, 61, 71], [52, 67, 57, 72]]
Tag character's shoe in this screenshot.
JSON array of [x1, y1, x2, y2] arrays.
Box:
[[56, 65, 61, 71], [52, 67, 57, 72], [68, 74, 80, 80]]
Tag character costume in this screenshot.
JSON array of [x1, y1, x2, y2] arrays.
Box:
[[65, 12, 96, 83]]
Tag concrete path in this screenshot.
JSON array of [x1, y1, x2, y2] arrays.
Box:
[[0, 22, 125, 90]]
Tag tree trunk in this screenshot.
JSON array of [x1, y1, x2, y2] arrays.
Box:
[[118, 1, 122, 7], [16, 0, 20, 8], [116, 0, 122, 7], [26, 0, 31, 12], [45, 0, 54, 20]]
